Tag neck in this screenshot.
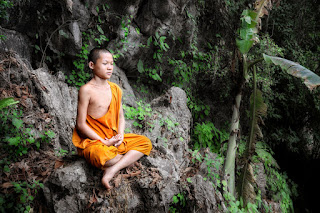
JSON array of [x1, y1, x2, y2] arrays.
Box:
[[91, 76, 109, 86]]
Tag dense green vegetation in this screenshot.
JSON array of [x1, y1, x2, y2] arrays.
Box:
[[1, 0, 319, 212], [0, 103, 56, 212]]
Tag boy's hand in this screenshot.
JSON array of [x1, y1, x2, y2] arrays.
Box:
[[101, 137, 121, 147], [101, 135, 123, 147], [114, 134, 123, 147]]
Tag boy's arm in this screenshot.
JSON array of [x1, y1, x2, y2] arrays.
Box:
[[115, 104, 125, 147], [76, 86, 114, 146], [118, 104, 125, 136]]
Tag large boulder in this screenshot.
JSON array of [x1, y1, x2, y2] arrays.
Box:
[[42, 84, 224, 212], [43, 85, 193, 212], [0, 46, 225, 213]]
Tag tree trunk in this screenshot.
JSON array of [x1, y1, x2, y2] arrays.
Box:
[[223, 55, 247, 196], [223, 90, 242, 196]]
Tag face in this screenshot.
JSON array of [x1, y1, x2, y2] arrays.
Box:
[[89, 52, 114, 79]]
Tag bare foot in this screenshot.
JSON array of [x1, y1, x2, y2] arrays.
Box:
[[102, 167, 116, 189]]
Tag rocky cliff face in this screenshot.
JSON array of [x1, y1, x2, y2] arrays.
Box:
[[0, 49, 226, 212], [0, 0, 230, 77], [0, 0, 241, 212]]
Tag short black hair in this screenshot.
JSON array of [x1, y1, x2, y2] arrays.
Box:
[[88, 48, 112, 64]]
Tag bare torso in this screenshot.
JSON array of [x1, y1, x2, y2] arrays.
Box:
[[86, 81, 112, 119]]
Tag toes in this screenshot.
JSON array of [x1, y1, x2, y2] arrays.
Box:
[[102, 179, 113, 189]]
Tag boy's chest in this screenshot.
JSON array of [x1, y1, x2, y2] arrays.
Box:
[[89, 88, 112, 109]]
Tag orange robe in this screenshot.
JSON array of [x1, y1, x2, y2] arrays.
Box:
[[72, 81, 152, 169]]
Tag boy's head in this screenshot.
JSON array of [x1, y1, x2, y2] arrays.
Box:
[[88, 48, 114, 79], [88, 48, 112, 64]]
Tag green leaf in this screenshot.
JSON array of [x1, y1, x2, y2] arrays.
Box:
[[172, 195, 179, 204], [263, 54, 320, 90], [8, 137, 20, 146], [97, 25, 104, 34], [59, 29, 69, 38], [27, 137, 35, 144], [46, 130, 55, 139], [137, 59, 144, 73], [244, 16, 251, 24], [240, 28, 253, 40], [236, 39, 254, 54], [222, 180, 227, 186], [147, 36, 152, 46], [4, 165, 10, 172], [0, 97, 19, 110], [34, 45, 40, 51], [12, 118, 23, 129], [155, 31, 160, 39]]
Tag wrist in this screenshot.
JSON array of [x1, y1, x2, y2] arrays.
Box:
[[102, 138, 110, 146]]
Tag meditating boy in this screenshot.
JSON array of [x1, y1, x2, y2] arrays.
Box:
[[72, 48, 152, 189]]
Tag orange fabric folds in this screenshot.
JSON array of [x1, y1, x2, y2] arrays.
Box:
[[72, 81, 152, 169]]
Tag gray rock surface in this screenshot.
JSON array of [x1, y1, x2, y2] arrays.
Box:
[[41, 81, 224, 212], [110, 64, 137, 107], [0, 27, 32, 61], [190, 175, 218, 212], [31, 68, 78, 151], [0, 51, 224, 212], [43, 85, 193, 212]]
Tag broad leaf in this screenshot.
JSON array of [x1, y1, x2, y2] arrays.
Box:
[[0, 97, 19, 110], [137, 59, 144, 73], [236, 9, 259, 54], [263, 54, 320, 91], [236, 39, 254, 54], [240, 28, 254, 40], [8, 137, 21, 146], [12, 118, 23, 129]]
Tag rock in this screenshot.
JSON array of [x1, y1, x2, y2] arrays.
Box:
[[31, 68, 78, 151], [43, 85, 192, 212], [69, 21, 82, 49], [107, 24, 145, 72], [43, 159, 94, 213], [1, 45, 226, 213], [147, 87, 192, 167], [189, 175, 219, 212], [255, 162, 267, 199], [0, 27, 32, 61], [43, 84, 225, 212], [110, 64, 137, 107]]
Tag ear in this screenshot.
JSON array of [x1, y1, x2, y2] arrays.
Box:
[[88, 61, 95, 70]]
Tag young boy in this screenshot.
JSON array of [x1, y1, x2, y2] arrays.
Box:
[[72, 48, 152, 189]]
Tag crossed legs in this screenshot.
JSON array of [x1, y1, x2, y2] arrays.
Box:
[[102, 150, 144, 189]]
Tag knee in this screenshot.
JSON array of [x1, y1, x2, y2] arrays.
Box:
[[104, 154, 122, 167], [144, 136, 152, 152]]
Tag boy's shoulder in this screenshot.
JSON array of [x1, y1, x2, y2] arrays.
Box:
[[78, 81, 121, 94], [79, 82, 93, 94], [108, 81, 122, 91]]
